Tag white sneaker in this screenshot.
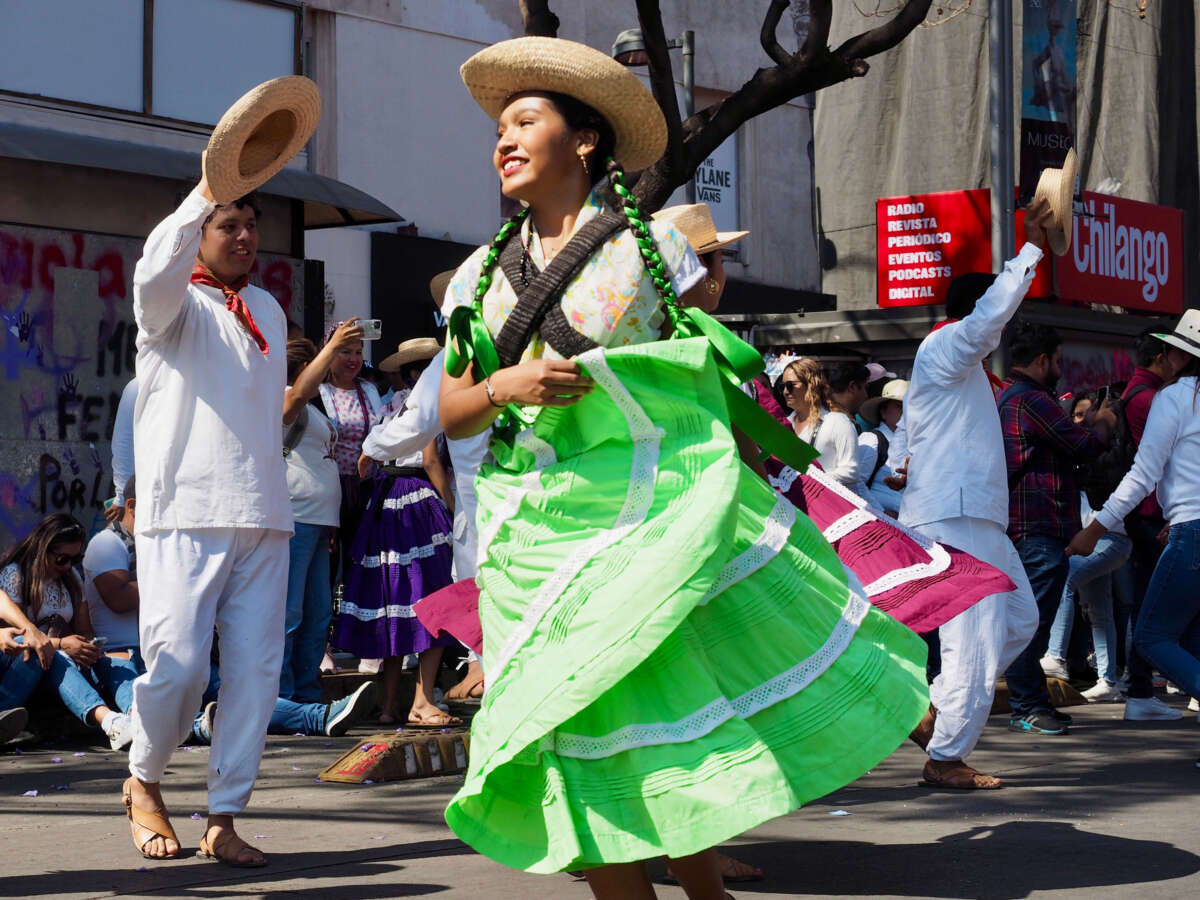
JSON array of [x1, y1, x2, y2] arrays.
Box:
[[1040, 656, 1070, 680], [1188, 697, 1199, 714], [357, 658, 383, 675], [1124, 696, 1184, 721], [1081, 680, 1125, 703], [105, 712, 134, 750]]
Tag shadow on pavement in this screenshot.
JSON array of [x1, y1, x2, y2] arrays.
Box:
[[10, 840, 470, 898], [728, 821, 1200, 899]]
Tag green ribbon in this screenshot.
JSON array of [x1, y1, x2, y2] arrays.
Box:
[[445, 272, 818, 474], [668, 305, 819, 473]]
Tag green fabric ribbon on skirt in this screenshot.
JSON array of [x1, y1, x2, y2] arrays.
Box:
[[445, 301, 818, 473]]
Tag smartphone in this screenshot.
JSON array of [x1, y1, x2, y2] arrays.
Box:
[[360, 319, 383, 341], [92, 636, 109, 648]]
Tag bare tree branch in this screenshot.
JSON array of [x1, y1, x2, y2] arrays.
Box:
[[835, 0, 932, 62], [800, 0, 833, 64], [760, 0, 792, 66], [519, 0, 559, 37], [634, 0, 685, 177]]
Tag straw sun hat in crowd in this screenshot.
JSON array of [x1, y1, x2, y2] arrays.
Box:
[[652, 204, 749, 254], [204, 75, 322, 204], [1153, 309, 1200, 361], [860, 379, 910, 429], [378, 338, 442, 374], [1032, 146, 1078, 257], [460, 36, 666, 172]]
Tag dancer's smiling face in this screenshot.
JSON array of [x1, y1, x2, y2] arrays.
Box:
[[493, 92, 597, 204]]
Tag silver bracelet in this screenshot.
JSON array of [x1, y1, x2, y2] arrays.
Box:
[[484, 375, 504, 408]]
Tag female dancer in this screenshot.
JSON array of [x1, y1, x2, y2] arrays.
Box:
[[435, 37, 928, 899]]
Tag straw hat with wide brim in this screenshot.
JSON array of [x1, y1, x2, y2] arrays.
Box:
[[860, 379, 910, 428], [460, 37, 666, 172], [378, 337, 443, 373], [1153, 309, 1200, 361], [204, 76, 322, 204], [430, 270, 456, 310], [1032, 146, 1078, 256], [651, 203, 749, 254]]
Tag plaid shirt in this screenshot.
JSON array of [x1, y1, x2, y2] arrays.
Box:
[[1000, 372, 1107, 541]]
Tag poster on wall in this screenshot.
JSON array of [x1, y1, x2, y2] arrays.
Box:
[[875, 188, 992, 308], [1019, 0, 1077, 203]]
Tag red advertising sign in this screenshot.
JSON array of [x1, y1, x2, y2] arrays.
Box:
[[1055, 191, 1184, 313], [876, 189, 992, 307]]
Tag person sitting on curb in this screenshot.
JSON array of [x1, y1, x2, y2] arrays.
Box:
[[0, 514, 135, 749], [81, 484, 377, 745]]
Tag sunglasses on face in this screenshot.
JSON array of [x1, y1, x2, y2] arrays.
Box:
[[780, 381, 803, 394], [50, 551, 84, 567]]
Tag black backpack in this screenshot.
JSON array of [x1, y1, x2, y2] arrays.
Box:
[[1076, 385, 1151, 509], [865, 429, 891, 488]]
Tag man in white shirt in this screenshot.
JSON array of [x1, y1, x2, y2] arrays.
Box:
[[886, 200, 1052, 789], [105, 377, 138, 523], [858, 379, 908, 516], [124, 170, 290, 864]]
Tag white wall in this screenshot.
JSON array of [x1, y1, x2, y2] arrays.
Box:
[[305, 227, 373, 352]]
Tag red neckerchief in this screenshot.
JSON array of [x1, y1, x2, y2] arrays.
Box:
[[190, 263, 269, 355], [931, 317, 1005, 398]]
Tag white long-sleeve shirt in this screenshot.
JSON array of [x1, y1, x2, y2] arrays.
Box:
[[132, 188, 291, 534], [111, 377, 137, 504], [360, 349, 490, 575], [794, 408, 866, 495], [1097, 377, 1200, 530], [888, 243, 1043, 528]]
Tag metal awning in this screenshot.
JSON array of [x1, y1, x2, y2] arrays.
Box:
[[0, 122, 402, 229]]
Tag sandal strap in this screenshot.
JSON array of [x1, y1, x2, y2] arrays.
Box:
[[202, 830, 262, 862], [125, 794, 178, 849]]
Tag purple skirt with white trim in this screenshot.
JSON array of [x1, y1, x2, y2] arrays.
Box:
[[332, 471, 456, 659]]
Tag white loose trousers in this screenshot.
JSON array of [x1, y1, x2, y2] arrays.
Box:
[[916, 516, 1038, 762], [128, 528, 289, 814]]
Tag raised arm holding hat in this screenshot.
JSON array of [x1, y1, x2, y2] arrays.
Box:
[[122, 78, 319, 868]]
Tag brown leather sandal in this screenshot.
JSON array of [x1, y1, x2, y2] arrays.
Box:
[[122, 777, 180, 859], [198, 828, 268, 868], [446, 669, 485, 702], [921, 759, 1003, 790]]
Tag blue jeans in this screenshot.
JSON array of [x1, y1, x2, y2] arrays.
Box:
[[1006, 534, 1071, 716], [281, 523, 333, 702], [1133, 518, 1200, 698], [203, 662, 327, 735], [0, 639, 130, 724], [1047, 532, 1132, 683]]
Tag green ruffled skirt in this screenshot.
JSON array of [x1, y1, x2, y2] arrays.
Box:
[[445, 338, 929, 873]]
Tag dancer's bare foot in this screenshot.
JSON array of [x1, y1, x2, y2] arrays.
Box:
[[200, 815, 267, 867], [123, 777, 180, 859]]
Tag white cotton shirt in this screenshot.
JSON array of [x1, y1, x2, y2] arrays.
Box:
[[111, 377, 137, 504], [889, 243, 1043, 529], [1097, 376, 1200, 530], [82, 529, 139, 651], [0, 562, 73, 625], [794, 408, 866, 495], [132, 188, 291, 534], [284, 393, 342, 527]]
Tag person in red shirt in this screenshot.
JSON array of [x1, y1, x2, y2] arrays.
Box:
[[1118, 327, 1184, 721]]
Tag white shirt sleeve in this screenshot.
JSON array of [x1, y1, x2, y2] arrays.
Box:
[[819, 413, 863, 485], [111, 377, 138, 503], [1097, 388, 1179, 529], [133, 188, 216, 339], [361, 352, 445, 462], [83, 530, 132, 582], [924, 243, 1042, 381], [858, 431, 879, 479], [886, 414, 909, 473]]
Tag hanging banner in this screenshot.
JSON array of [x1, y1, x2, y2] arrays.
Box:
[[876, 189, 992, 308], [1019, 0, 1077, 203], [1056, 192, 1184, 313]]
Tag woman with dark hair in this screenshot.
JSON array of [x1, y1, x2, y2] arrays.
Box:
[[1070, 312, 1200, 755], [0, 514, 134, 748], [435, 36, 928, 899], [280, 322, 361, 702]]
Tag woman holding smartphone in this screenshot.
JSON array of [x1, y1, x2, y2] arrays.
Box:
[[0, 514, 136, 748]]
